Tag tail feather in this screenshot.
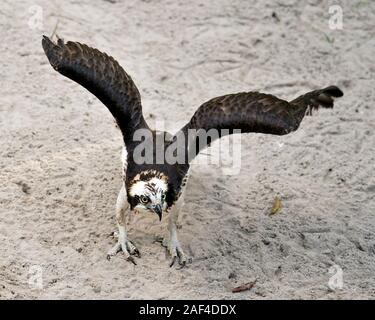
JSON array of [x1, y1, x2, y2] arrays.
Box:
[[290, 85, 343, 116]]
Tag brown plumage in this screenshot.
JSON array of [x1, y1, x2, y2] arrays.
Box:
[[179, 87, 343, 159], [42, 36, 343, 166], [42, 36, 344, 267], [41, 36, 148, 149], [42, 35, 344, 209]]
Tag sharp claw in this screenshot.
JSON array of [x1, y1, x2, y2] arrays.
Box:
[[154, 235, 164, 244], [109, 231, 119, 239], [169, 256, 177, 267], [108, 239, 139, 263], [134, 248, 141, 258], [127, 256, 137, 265], [176, 248, 187, 267], [127, 241, 140, 257]]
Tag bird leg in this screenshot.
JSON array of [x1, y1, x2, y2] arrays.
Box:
[[162, 196, 188, 268], [107, 184, 140, 265], [167, 220, 187, 268]]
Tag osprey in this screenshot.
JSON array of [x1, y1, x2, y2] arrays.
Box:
[[42, 36, 343, 267]]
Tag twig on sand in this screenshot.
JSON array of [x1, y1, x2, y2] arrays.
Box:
[[232, 279, 257, 293]]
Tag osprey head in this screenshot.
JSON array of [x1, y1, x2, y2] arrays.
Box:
[[127, 170, 169, 221]]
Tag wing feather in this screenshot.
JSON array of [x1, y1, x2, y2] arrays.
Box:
[[177, 86, 343, 161], [42, 36, 149, 149]]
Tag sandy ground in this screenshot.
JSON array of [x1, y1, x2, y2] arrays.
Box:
[[1, 0, 375, 299]]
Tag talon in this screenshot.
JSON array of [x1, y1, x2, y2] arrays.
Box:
[[177, 248, 187, 266], [170, 256, 177, 267], [134, 248, 141, 258], [154, 235, 164, 244], [161, 238, 169, 248], [162, 238, 189, 268], [125, 240, 140, 256], [107, 238, 140, 263], [127, 256, 137, 265]]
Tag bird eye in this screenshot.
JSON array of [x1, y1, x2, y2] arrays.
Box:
[[161, 194, 166, 200], [140, 195, 149, 204]]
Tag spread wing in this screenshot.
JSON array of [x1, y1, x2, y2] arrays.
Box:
[[42, 36, 148, 149], [176, 86, 343, 161]]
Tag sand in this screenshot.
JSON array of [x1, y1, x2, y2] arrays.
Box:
[[1, 0, 375, 299]]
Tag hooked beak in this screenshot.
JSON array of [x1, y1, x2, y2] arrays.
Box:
[[153, 204, 162, 221]]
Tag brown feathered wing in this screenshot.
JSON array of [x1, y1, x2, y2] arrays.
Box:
[[177, 86, 343, 161], [42, 36, 148, 149]]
